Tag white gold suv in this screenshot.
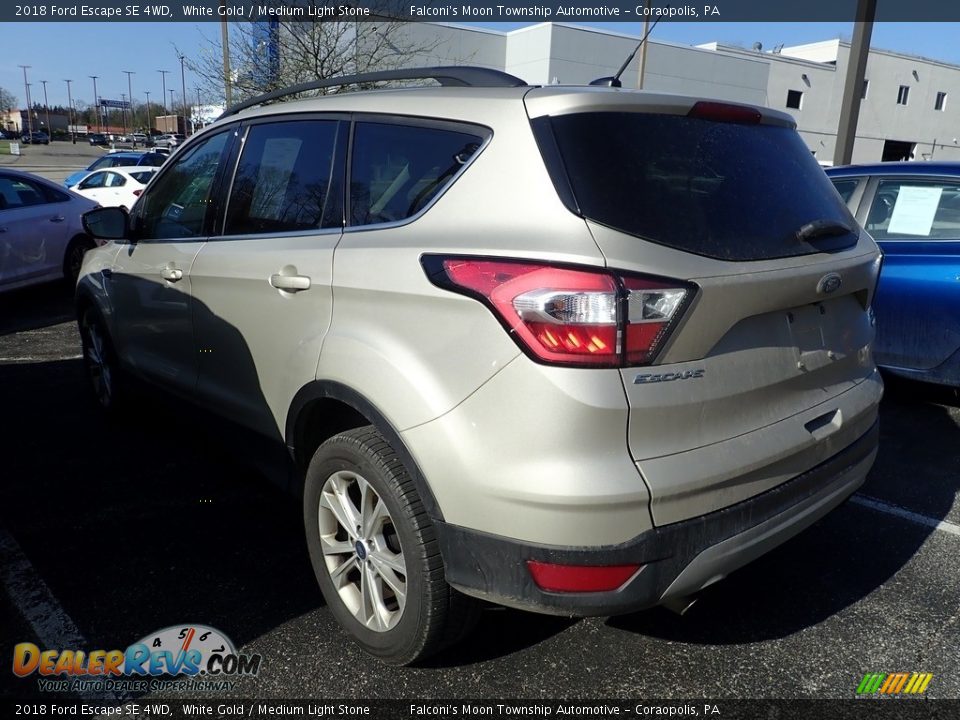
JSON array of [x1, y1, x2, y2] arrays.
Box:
[[76, 67, 883, 664]]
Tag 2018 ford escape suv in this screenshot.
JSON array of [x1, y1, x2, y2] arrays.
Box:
[[75, 67, 883, 665]]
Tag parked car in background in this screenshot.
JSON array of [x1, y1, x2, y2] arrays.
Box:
[[88, 133, 108, 146], [77, 67, 883, 664], [129, 133, 149, 146], [63, 151, 166, 188], [21, 131, 50, 145], [68, 167, 157, 211], [827, 162, 960, 387], [0, 169, 98, 292], [153, 133, 185, 149]]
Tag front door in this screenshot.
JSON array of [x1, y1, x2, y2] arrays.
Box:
[[109, 129, 233, 393]]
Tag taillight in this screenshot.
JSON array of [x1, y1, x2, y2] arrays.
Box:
[[424, 257, 695, 368], [132, 189, 143, 197]]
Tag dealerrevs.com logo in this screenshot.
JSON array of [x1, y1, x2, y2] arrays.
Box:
[[13, 624, 261, 693], [856, 672, 933, 696]]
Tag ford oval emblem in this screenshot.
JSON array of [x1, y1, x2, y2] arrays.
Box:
[[817, 273, 842, 295]]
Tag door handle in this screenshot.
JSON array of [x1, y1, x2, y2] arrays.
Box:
[[270, 273, 311, 292], [49, 215, 65, 223], [161, 267, 183, 282]]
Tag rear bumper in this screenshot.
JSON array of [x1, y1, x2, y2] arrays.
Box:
[[435, 420, 878, 616]]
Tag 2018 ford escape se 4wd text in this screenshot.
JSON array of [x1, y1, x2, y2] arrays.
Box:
[[75, 67, 883, 665]]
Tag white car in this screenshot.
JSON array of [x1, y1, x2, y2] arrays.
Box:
[[69, 167, 158, 211], [0, 169, 99, 292]]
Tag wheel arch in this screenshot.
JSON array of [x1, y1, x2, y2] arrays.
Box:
[[287, 381, 445, 522]]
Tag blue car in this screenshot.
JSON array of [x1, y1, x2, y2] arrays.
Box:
[[826, 162, 960, 387], [63, 151, 166, 188]]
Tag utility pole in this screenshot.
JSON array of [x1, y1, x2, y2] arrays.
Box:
[[40, 80, 51, 140], [89, 75, 100, 133], [220, 4, 232, 106], [158, 69, 170, 112], [179, 54, 188, 136], [834, 0, 877, 166], [18, 65, 33, 137], [169, 88, 177, 132], [638, 1, 650, 89], [196, 87, 202, 131], [123, 70, 135, 133], [64, 79, 74, 142], [145, 90, 152, 135]]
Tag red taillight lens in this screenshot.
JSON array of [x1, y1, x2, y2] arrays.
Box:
[[427, 257, 693, 368], [527, 560, 642, 593], [132, 189, 143, 197], [443, 260, 620, 366], [688, 101, 762, 125]]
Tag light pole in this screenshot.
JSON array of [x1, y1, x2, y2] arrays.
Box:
[[122, 70, 135, 133], [195, 87, 202, 131], [89, 75, 100, 133], [220, 6, 232, 106], [18, 65, 33, 137], [120, 93, 128, 136], [64, 79, 74, 142], [145, 90, 152, 136], [178, 54, 188, 136], [158, 69, 169, 112], [40, 80, 51, 140]]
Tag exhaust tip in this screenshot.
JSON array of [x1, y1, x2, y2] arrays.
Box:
[[662, 595, 699, 616]]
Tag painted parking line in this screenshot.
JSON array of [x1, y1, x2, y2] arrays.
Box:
[[851, 494, 960, 537], [0, 526, 122, 702], [0, 354, 83, 364]]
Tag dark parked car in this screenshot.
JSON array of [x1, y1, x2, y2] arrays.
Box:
[[21, 131, 50, 145], [827, 161, 960, 387], [88, 133, 108, 146]]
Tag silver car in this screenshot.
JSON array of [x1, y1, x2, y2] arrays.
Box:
[[76, 67, 883, 664], [0, 169, 98, 292]]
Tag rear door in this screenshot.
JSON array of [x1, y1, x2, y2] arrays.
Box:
[[855, 175, 960, 373], [530, 94, 882, 525], [189, 116, 345, 439]]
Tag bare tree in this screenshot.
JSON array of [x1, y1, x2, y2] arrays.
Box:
[[185, 10, 444, 104], [0, 87, 18, 112]]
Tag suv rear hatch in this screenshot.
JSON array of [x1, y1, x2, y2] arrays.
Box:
[[526, 89, 882, 526]]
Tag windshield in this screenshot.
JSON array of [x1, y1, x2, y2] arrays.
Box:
[[548, 112, 856, 261]]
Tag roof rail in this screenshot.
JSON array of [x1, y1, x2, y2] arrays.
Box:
[[218, 66, 528, 120]]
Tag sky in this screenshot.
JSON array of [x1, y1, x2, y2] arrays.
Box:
[[4, 20, 960, 109]]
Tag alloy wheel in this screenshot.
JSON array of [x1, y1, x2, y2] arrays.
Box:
[[317, 470, 407, 632]]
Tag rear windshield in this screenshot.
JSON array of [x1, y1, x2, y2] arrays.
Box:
[[548, 112, 856, 261]]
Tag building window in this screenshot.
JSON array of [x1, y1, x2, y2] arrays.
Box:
[[897, 85, 910, 105], [786, 90, 803, 109], [862, 79, 869, 99], [935, 91, 947, 111]]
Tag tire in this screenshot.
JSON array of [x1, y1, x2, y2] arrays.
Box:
[[63, 236, 94, 287], [303, 426, 479, 665], [77, 305, 127, 414]]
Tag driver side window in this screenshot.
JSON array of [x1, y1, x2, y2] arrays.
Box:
[[135, 130, 230, 241]]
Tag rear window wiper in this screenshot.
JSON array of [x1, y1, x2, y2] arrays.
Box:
[[795, 219, 854, 243]]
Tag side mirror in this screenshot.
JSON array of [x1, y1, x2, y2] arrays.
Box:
[[83, 206, 132, 242]]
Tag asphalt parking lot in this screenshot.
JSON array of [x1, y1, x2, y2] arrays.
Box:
[[1, 147, 959, 704]]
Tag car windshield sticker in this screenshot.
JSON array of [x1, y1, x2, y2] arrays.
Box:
[[887, 185, 942, 236]]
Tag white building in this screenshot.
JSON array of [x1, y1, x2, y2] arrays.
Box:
[[395, 22, 960, 164]]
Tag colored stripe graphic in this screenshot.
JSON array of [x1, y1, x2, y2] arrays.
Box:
[[857, 672, 932, 694]]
